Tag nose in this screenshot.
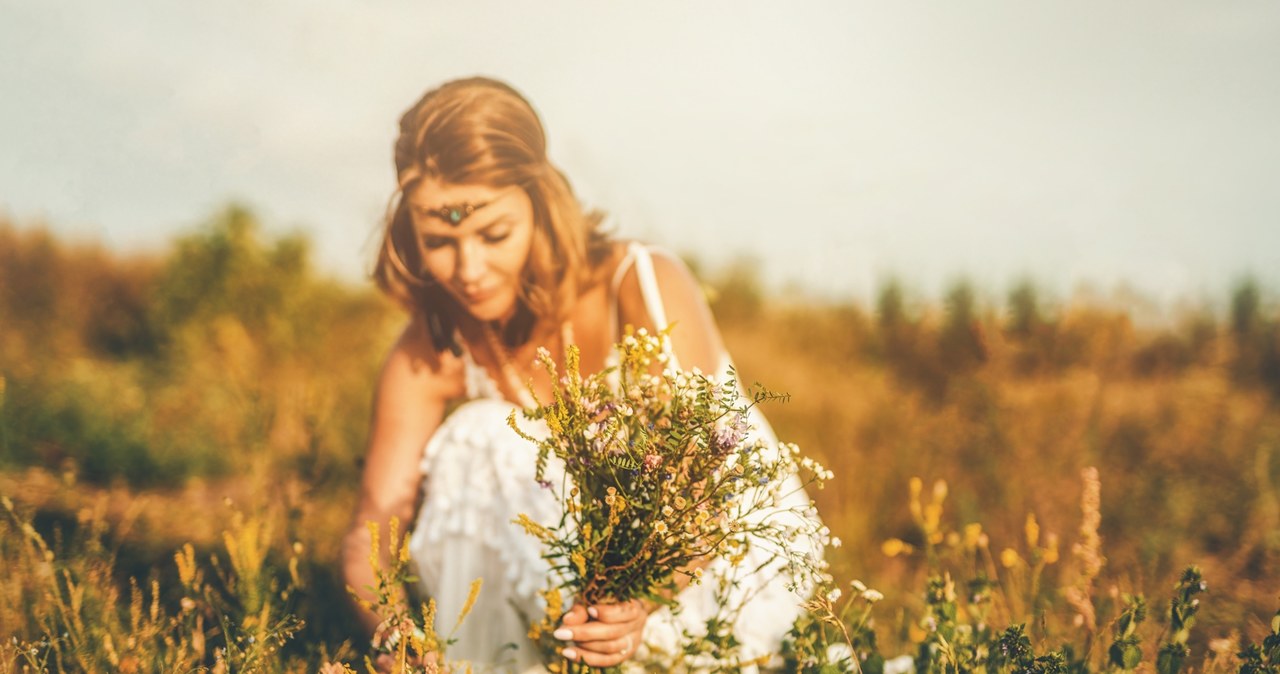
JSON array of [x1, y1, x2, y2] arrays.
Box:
[[455, 238, 486, 285]]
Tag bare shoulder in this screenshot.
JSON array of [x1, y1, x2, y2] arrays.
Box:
[[645, 247, 705, 299], [608, 241, 697, 297], [613, 243, 725, 373], [377, 317, 466, 406]]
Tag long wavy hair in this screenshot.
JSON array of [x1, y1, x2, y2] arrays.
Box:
[[373, 77, 610, 352]]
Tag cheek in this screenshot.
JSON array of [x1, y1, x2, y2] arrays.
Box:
[[419, 247, 456, 283], [504, 227, 537, 275]]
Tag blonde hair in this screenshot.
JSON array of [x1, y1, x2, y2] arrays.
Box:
[[374, 77, 609, 349]]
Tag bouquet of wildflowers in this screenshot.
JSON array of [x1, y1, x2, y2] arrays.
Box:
[[510, 328, 833, 672]]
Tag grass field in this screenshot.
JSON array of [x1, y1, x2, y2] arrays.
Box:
[[2, 210, 1277, 672]]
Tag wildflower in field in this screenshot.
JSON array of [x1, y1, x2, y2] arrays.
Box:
[[963, 522, 983, 551], [1001, 547, 1023, 568], [882, 538, 914, 557]]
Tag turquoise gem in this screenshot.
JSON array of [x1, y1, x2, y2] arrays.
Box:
[[448, 208, 463, 224]]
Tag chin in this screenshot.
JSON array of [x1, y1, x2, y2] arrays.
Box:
[[465, 297, 518, 324]]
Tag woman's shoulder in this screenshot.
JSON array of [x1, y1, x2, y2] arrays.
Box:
[[601, 240, 699, 292], [378, 316, 468, 402], [606, 240, 704, 306], [606, 240, 726, 371]]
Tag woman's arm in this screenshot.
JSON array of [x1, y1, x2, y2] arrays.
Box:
[[341, 320, 462, 637]]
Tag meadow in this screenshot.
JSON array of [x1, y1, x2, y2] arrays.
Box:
[[2, 208, 1277, 672]]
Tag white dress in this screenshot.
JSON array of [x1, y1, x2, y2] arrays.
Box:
[[407, 243, 817, 673]]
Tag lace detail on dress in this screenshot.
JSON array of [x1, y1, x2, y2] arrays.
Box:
[[461, 347, 504, 402], [408, 399, 564, 670]]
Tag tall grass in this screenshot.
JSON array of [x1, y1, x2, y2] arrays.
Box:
[[719, 277, 1280, 653], [2, 212, 1278, 669]]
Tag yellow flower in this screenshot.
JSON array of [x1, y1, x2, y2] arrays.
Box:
[[514, 513, 554, 542], [908, 478, 924, 522], [908, 623, 928, 644], [1000, 547, 1022, 568], [1043, 533, 1060, 565], [452, 579, 483, 634], [881, 538, 913, 557], [931, 479, 948, 505], [962, 523, 983, 551], [175, 543, 198, 587]]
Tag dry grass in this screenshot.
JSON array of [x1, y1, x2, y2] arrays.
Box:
[[2, 215, 1279, 670]]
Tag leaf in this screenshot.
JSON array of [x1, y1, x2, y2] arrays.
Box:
[[1122, 644, 1142, 670]]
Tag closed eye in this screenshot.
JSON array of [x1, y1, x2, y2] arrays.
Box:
[[481, 224, 512, 244]]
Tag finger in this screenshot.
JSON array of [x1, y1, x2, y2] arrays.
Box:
[[555, 613, 644, 643], [553, 603, 605, 642], [587, 598, 647, 623], [559, 602, 590, 627], [567, 648, 627, 668], [572, 633, 636, 657], [563, 636, 636, 669]]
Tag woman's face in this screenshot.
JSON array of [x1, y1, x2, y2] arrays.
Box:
[[407, 177, 536, 324]]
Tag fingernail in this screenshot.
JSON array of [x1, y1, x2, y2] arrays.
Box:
[[587, 607, 599, 619], [562, 647, 579, 661], [553, 628, 574, 640]]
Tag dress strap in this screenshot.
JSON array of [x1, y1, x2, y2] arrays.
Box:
[[610, 242, 682, 371], [608, 244, 640, 335]]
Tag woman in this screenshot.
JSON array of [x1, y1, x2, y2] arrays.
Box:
[[341, 77, 808, 672]]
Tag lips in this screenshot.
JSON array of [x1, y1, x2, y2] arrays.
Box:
[[460, 286, 498, 304]]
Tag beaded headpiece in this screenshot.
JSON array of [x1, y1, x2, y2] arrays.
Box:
[[425, 200, 490, 226]]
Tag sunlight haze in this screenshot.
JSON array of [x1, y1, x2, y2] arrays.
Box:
[[2, 0, 1278, 307]]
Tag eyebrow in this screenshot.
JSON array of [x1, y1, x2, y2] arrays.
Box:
[[417, 213, 513, 236]]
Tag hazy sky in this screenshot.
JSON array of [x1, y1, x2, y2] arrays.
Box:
[[2, 1, 1278, 307]]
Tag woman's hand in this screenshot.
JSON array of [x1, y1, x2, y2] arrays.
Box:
[[553, 599, 649, 668]]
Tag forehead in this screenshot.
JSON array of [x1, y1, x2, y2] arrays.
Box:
[[406, 178, 526, 232], [406, 177, 503, 210]]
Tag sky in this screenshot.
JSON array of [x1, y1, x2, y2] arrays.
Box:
[[2, 1, 1279, 309]]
